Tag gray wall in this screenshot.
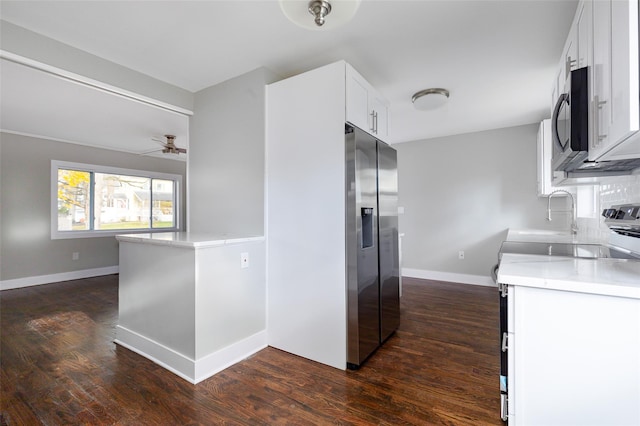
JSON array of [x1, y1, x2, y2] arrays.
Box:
[[396, 123, 567, 278], [189, 68, 279, 235], [0, 132, 186, 281]]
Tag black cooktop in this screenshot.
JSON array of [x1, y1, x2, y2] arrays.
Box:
[[499, 241, 640, 260]]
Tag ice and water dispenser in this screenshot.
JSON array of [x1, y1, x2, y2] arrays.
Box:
[[361, 207, 374, 249]]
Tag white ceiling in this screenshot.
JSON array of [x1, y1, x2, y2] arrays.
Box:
[[0, 58, 190, 159], [0, 0, 578, 151]]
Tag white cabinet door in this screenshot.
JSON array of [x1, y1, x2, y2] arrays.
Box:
[[371, 93, 389, 139], [345, 64, 389, 140], [576, 0, 590, 69], [590, 0, 640, 160], [551, 1, 589, 115], [591, 0, 612, 156], [346, 66, 370, 133], [511, 285, 640, 426], [562, 24, 577, 80], [536, 119, 557, 196], [608, 0, 640, 152]]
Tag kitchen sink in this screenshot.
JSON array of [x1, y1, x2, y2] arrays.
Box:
[[498, 241, 640, 260]]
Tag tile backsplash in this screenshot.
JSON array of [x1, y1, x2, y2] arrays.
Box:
[[578, 174, 640, 248]]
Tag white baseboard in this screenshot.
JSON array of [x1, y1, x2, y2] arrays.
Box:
[[194, 331, 267, 383], [115, 326, 197, 383], [402, 268, 496, 287], [1, 266, 119, 291], [115, 325, 267, 384]]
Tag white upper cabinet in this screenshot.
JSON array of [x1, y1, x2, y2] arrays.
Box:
[[370, 93, 389, 139], [559, 2, 589, 81], [576, 1, 591, 69], [552, 2, 590, 124], [537, 119, 560, 196], [589, 0, 640, 161], [562, 24, 577, 80], [346, 64, 389, 140], [345, 67, 369, 132]]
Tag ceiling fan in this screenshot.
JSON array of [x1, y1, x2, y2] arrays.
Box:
[[144, 135, 187, 155]]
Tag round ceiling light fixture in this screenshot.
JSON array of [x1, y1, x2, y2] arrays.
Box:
[[308, 0, 331, 26], [280, 0, 361, 30], [412, 88, 450, 110]]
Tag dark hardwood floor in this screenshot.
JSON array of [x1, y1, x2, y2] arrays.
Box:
[[1, 275, 501, 425]]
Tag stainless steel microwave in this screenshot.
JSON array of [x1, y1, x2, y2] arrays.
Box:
[[551, 66, 589, 172]]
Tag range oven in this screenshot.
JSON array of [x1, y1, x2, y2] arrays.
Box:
[[494, 203, 640, 422]]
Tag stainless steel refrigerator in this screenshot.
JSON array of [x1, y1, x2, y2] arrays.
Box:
[[346, 124, 400, 369]]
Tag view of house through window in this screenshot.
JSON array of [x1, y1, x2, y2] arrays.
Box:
[[57, 169, 90, 231], [54, 161, 180, 238]]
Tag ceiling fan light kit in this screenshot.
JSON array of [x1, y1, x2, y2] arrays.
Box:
[[162, 135, 187, 154], [279, 0, 361, 30], [144, 134, 186, 155], [412, 88, 450, 111]]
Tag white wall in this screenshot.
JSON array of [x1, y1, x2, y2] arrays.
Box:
[[0, 132, 186, 283], [188, 67, 279, 235], [396, 124, 567, 283]]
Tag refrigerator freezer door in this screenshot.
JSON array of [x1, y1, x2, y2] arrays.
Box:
[[346, 126, 380, 367], [377, 142, 400, 342]]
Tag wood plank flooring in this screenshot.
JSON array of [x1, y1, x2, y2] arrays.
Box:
[[1, 275, 501, 425]]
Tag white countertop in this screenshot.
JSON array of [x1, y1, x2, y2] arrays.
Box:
[[116, 232, 264, 248], [498, 253, 640, 299], [506, 228, 597, 244]]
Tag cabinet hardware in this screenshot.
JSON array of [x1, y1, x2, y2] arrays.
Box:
[[374, 111, 378, 134], [369, 110, 379, 134], [502, 332, 508, 352], [499, 282, 508, 297], [593, 95, 607, 109], [500, 394, 508, 421]]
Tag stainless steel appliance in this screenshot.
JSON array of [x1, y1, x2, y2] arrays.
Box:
[[345, 124, 400, 369], [552, 67, 640, 178], [494, 205, 640, 421], [552, 67, 589, 173], [603, 204, 640, 237]]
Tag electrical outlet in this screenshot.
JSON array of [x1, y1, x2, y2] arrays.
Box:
[[72, 252, 80, 261], [458, 251, 465, 260], [241, 252, 249, 268]]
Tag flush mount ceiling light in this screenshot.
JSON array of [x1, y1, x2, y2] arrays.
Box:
[[308, 0, 331, 26], [412, 88, 450, 110], [280, 0, 361, 30]]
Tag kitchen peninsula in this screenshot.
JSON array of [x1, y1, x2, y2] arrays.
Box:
[[115, 232, 266, 384], [497, 233, 640, 425]]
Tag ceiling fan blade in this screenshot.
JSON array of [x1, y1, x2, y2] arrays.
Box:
[[139, 148, 163, 155], [151, 137, 167, 146]]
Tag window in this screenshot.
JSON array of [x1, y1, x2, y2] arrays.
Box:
[[52, 161, 182, 239]]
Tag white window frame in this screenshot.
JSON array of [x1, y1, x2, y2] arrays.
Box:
[[51, 160, 182, 239]]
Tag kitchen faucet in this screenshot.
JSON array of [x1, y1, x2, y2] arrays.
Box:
[[547, 190, 578, 235]]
